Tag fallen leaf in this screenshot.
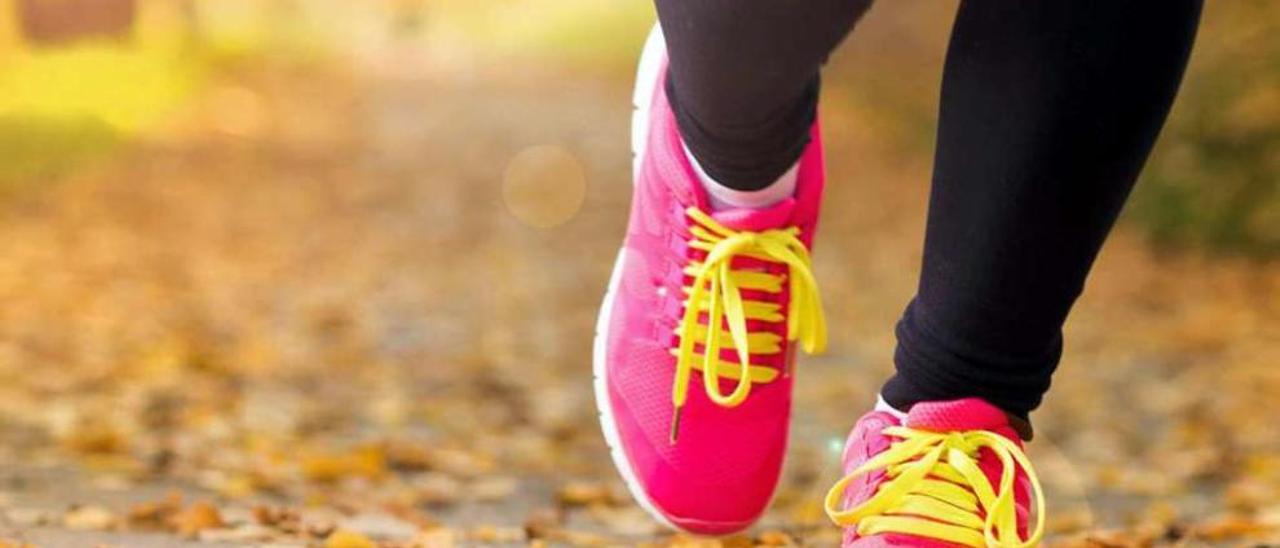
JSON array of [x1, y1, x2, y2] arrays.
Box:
[[556, 481, 611, 507], [169, 500, 225, 537], [757, 530, 797, 546], [468, 525, 525, 543], [252, 504, 302, 533], [126, 492, 183, 529], [63, 505, 118, 531], [325, 529, 377, 548], [1193, 513, 1274, 541], [302, 446, 387, 483]]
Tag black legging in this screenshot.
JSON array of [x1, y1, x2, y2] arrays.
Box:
[[655, 0, 1203, 421]]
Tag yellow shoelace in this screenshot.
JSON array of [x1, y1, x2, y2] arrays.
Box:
[[825, 426, 1045, 548], [669, 207, 826, 442]]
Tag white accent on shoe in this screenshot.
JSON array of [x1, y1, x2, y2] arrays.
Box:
[[594, 23, 679, 532], [875, 394, 909, 422], [683, 142, 798, 210]]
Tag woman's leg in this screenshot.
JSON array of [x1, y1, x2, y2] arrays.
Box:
[[885, 0, 1204, 424], [654, 0, 873, 191]]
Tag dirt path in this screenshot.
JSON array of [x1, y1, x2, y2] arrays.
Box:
[[0, 59, 1275, 546]]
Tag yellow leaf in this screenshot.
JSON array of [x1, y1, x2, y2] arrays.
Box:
[[325, 529, 377, 548], [302, 446, 387, 483], [169, 500, 225, 537]]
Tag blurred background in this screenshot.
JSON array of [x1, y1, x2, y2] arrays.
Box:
[[0, 1, 1276, 546]]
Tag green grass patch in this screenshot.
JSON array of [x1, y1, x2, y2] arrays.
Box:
[[0, 42, 204, 188], [0, 114, 120, 188], [1131, 2, 1280, 257]]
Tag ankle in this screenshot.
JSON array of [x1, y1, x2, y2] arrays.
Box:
[[684, 142, 798, 210], [874, 394, 908, 422]]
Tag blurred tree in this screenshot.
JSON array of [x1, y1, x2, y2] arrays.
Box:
[[17, 0, 137, 45], [1135, 1, 1279, 256]]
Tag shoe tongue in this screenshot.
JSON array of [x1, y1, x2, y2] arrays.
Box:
[[905, 398, 1014, 436], [710, 198, 797, 232]]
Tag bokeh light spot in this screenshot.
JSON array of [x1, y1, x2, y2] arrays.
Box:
[[501, 145, 587, 229]]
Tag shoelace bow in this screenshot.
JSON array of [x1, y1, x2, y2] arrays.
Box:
[[825, 426, 1046, 548], [669, 207, 826, 442]]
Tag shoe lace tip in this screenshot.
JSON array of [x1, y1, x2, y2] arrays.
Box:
[[668, 407, 683, 445]]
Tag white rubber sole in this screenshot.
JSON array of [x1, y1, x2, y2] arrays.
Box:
[[592, 24, 680, 532]]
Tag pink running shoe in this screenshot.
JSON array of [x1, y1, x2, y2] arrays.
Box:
[[593, 26, 828, 535], [825, 399, 1046, 547]]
